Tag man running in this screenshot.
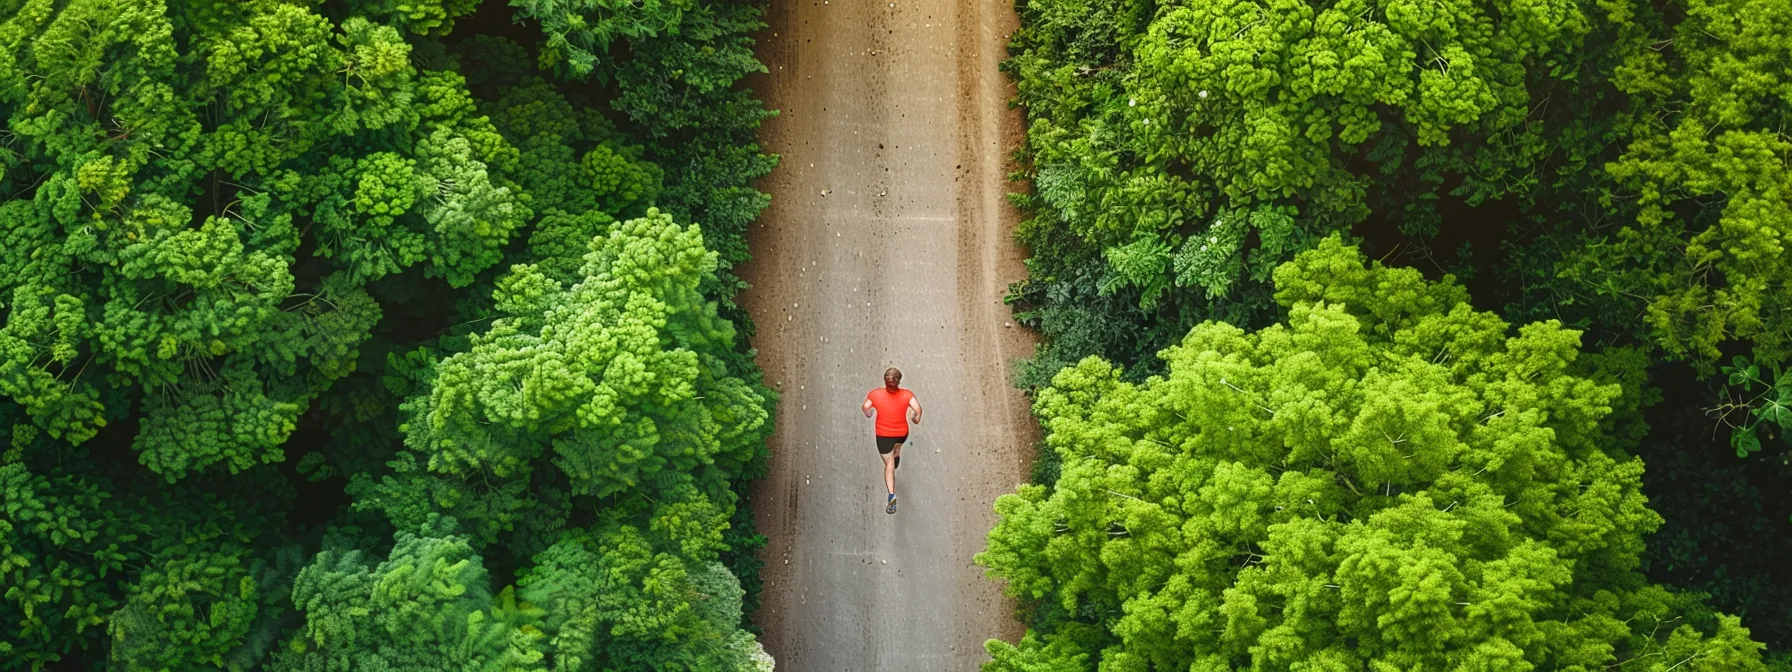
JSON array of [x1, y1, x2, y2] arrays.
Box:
[[863, 367, 922, 514]]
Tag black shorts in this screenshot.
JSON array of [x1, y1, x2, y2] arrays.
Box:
[[876, 435, 908, 454]]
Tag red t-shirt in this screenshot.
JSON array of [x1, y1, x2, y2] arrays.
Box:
[[867, 387, 915, 437]]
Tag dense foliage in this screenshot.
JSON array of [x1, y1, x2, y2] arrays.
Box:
[[0, 0, 777, 668], [982, 239, 1768, 670], [999, 0, 1792, 657]]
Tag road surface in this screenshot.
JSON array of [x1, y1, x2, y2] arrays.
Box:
[[738, 0, 1037, 667]]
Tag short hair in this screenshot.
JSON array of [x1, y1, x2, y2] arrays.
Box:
[[884, 367, 902, 384]]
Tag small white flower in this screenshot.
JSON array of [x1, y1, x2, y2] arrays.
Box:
[[1128, 98, 1137, 107], [1198, 90, 1209, 99], [1200, 244, 1209, 252]]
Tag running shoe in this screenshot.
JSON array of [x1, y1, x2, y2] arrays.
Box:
[[886, 493, 897, 515]]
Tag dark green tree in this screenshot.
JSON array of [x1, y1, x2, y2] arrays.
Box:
[[271, 518, 545, 671]]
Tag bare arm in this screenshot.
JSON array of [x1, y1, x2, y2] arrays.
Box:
[[908, 396, 923, 425], [862, 397, 875, 418]]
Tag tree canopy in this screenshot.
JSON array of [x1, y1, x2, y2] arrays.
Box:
[[1000, 0, 1792, 653], [0, 0, 778, 668], [1006, 0, 1792, 372], [981, 239, 1768, 670]]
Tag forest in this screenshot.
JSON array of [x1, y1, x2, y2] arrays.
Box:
[[0, 0, 779, 669], [983, 0, 1792, 668], [9, 0, 1792, 668]]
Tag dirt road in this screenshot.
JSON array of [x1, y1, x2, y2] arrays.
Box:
[[738, 0, 1036, 667]]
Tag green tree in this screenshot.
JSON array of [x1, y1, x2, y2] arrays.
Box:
[[271, 517, 545, 672], [980, 238, 1767, 670], [1589, 0, 1792, 367], [501, 0, 777, 304], [403, 209, 763, 493], [519, 528, 773, 670], [0, 458, 137, 669], [2, 410, 300, 671], [0, 1, 526, 481], [1007, 0, 1588, 310], [346, 209, 775, 666], [359, 209, 768, 538], [108, 543, 302, 672], [999, 0, 1792, 651], [341, 0, 482, 36], [0, 0, 780, 667], [513, 0, 697, 81]]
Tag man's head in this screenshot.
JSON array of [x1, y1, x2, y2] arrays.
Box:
[[884, 367, 902, 391]]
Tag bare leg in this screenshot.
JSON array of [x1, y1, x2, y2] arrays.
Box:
[[882, 442, 903, 494]]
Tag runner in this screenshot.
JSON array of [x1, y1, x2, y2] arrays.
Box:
[[863, 367, 922, 514]]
